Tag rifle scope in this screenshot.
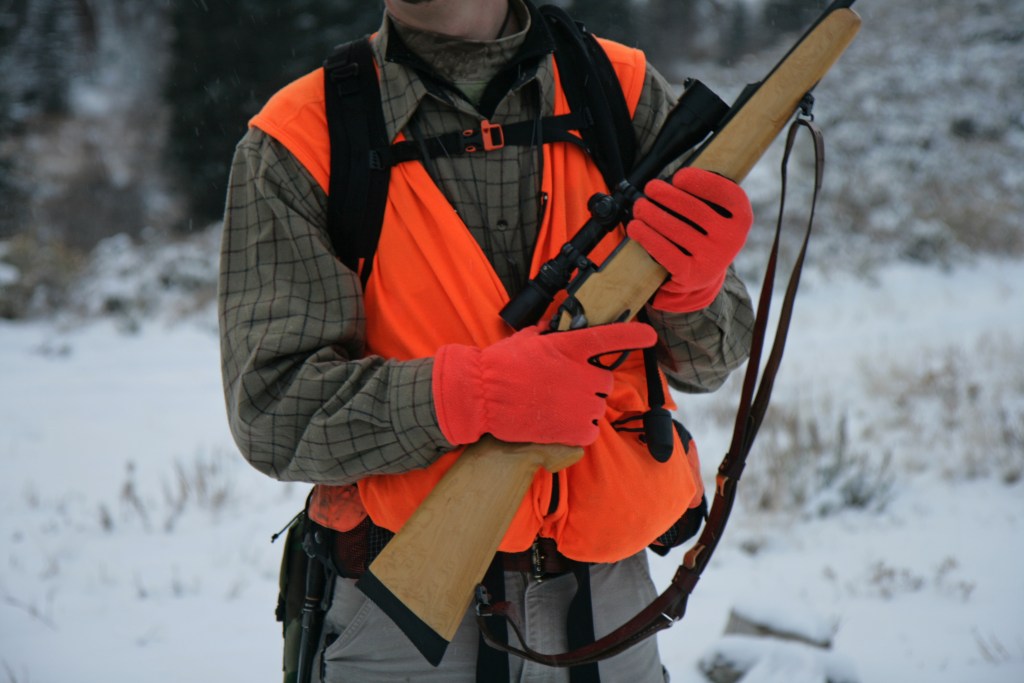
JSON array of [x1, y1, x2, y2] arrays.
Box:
[[500, 79, 730, 331]]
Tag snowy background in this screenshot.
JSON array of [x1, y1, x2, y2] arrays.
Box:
[[2, 1, 1023, 682]]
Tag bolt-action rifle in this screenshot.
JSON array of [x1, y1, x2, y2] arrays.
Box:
[[357, 0, 862, 666]]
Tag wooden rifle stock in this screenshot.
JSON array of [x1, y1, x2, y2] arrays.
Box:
[[357, 1, 861, 665], [357, 438, 582, 665]]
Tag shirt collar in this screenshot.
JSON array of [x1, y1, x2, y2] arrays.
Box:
[[370, 0, 558, 140]]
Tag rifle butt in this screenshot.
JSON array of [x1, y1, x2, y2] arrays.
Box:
[[357, 437, 582, 664]]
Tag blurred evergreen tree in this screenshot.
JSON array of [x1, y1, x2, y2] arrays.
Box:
[[763, 0, 827, 33], [560, 0, 638, 47], [165, 0, 382, 227], [0, 0, 91, 239], [0, 0, 83, 123], [639, 0, 703, 76]]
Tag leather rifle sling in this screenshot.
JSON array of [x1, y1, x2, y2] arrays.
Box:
[[476, 116, 827, 667]]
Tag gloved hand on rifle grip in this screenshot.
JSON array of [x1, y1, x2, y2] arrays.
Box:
[[433, 322, 657, 447], [627, 167, 753, 313]]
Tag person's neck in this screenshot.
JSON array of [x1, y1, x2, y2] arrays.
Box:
[[386, 0, 513, 42]]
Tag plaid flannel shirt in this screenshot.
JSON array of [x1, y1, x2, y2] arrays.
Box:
[[219, 1, 754, 485]]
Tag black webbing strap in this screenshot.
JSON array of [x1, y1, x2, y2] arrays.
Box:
[[323, 39, 390, 286], [566, 564, 600, 683], [636, 307, 676, 462], [541, 4, 636, 185], [476, 557, 510, 681], [476, 114, 827, 668], [370, 112, 591, 169]]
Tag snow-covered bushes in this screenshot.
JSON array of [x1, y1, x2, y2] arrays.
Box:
[[66, 227, 222, 330], [743, 407, 895, 517], [0, 226, 221, 325], [0, 236, 86, 319], [100, 449, 239, 535], [698, 331, 1024, 519], [862, 335, 1024, 485]]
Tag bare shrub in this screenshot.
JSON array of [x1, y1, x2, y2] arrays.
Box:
[[743, 404, 895, 516], [101, 449, 237, 534], [0, 235, 86, 319], [119, 460, 151, 531], [1, 589, 57, 631], [3, 656, 34, 683], [973, 629, 1024, 665], [866, 560, 925, 599], [852, 556, 975, 602], [162, 450, 235, 532], [69, 227, 220, 326], [862, 336, 1024, 484]]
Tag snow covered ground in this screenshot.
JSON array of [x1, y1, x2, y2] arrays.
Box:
[[2, 0, 1022, 680], [1, 251, 1021, 682]]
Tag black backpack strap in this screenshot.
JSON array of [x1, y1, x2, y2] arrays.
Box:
[[323, 38, 390, 286], [540, 4, 637, 187], [321, 18, 636, 287], [372, 112, 591, 168]]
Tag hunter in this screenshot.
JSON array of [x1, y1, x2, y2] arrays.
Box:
[[219, 0, 754, 681]]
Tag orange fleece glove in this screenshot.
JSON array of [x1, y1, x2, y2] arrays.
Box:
[[628, 167, 753, 312], [433, 322, 657, 447]]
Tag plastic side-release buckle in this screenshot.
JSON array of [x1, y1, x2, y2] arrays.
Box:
[[480, 119, 505, 150], [462, 119, 505, 152]]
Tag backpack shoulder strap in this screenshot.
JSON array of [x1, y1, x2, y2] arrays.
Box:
[[323, 37, 389, 286], [540, 4, 637, 186], [322, 16, 639, 284]]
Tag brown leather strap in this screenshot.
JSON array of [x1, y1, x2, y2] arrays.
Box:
[[476, 114, 826, 667]]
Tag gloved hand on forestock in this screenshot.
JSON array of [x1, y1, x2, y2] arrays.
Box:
[[433, 322, 657, 447], [628, 167, 753, 313]]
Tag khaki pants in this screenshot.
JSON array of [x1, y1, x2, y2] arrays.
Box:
[[314, 551, 669, 683]]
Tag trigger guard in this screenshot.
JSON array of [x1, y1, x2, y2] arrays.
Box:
[[588, 349, 633, 371]]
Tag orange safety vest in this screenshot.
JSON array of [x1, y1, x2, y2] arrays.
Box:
[[251, 38, 703, 564]]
